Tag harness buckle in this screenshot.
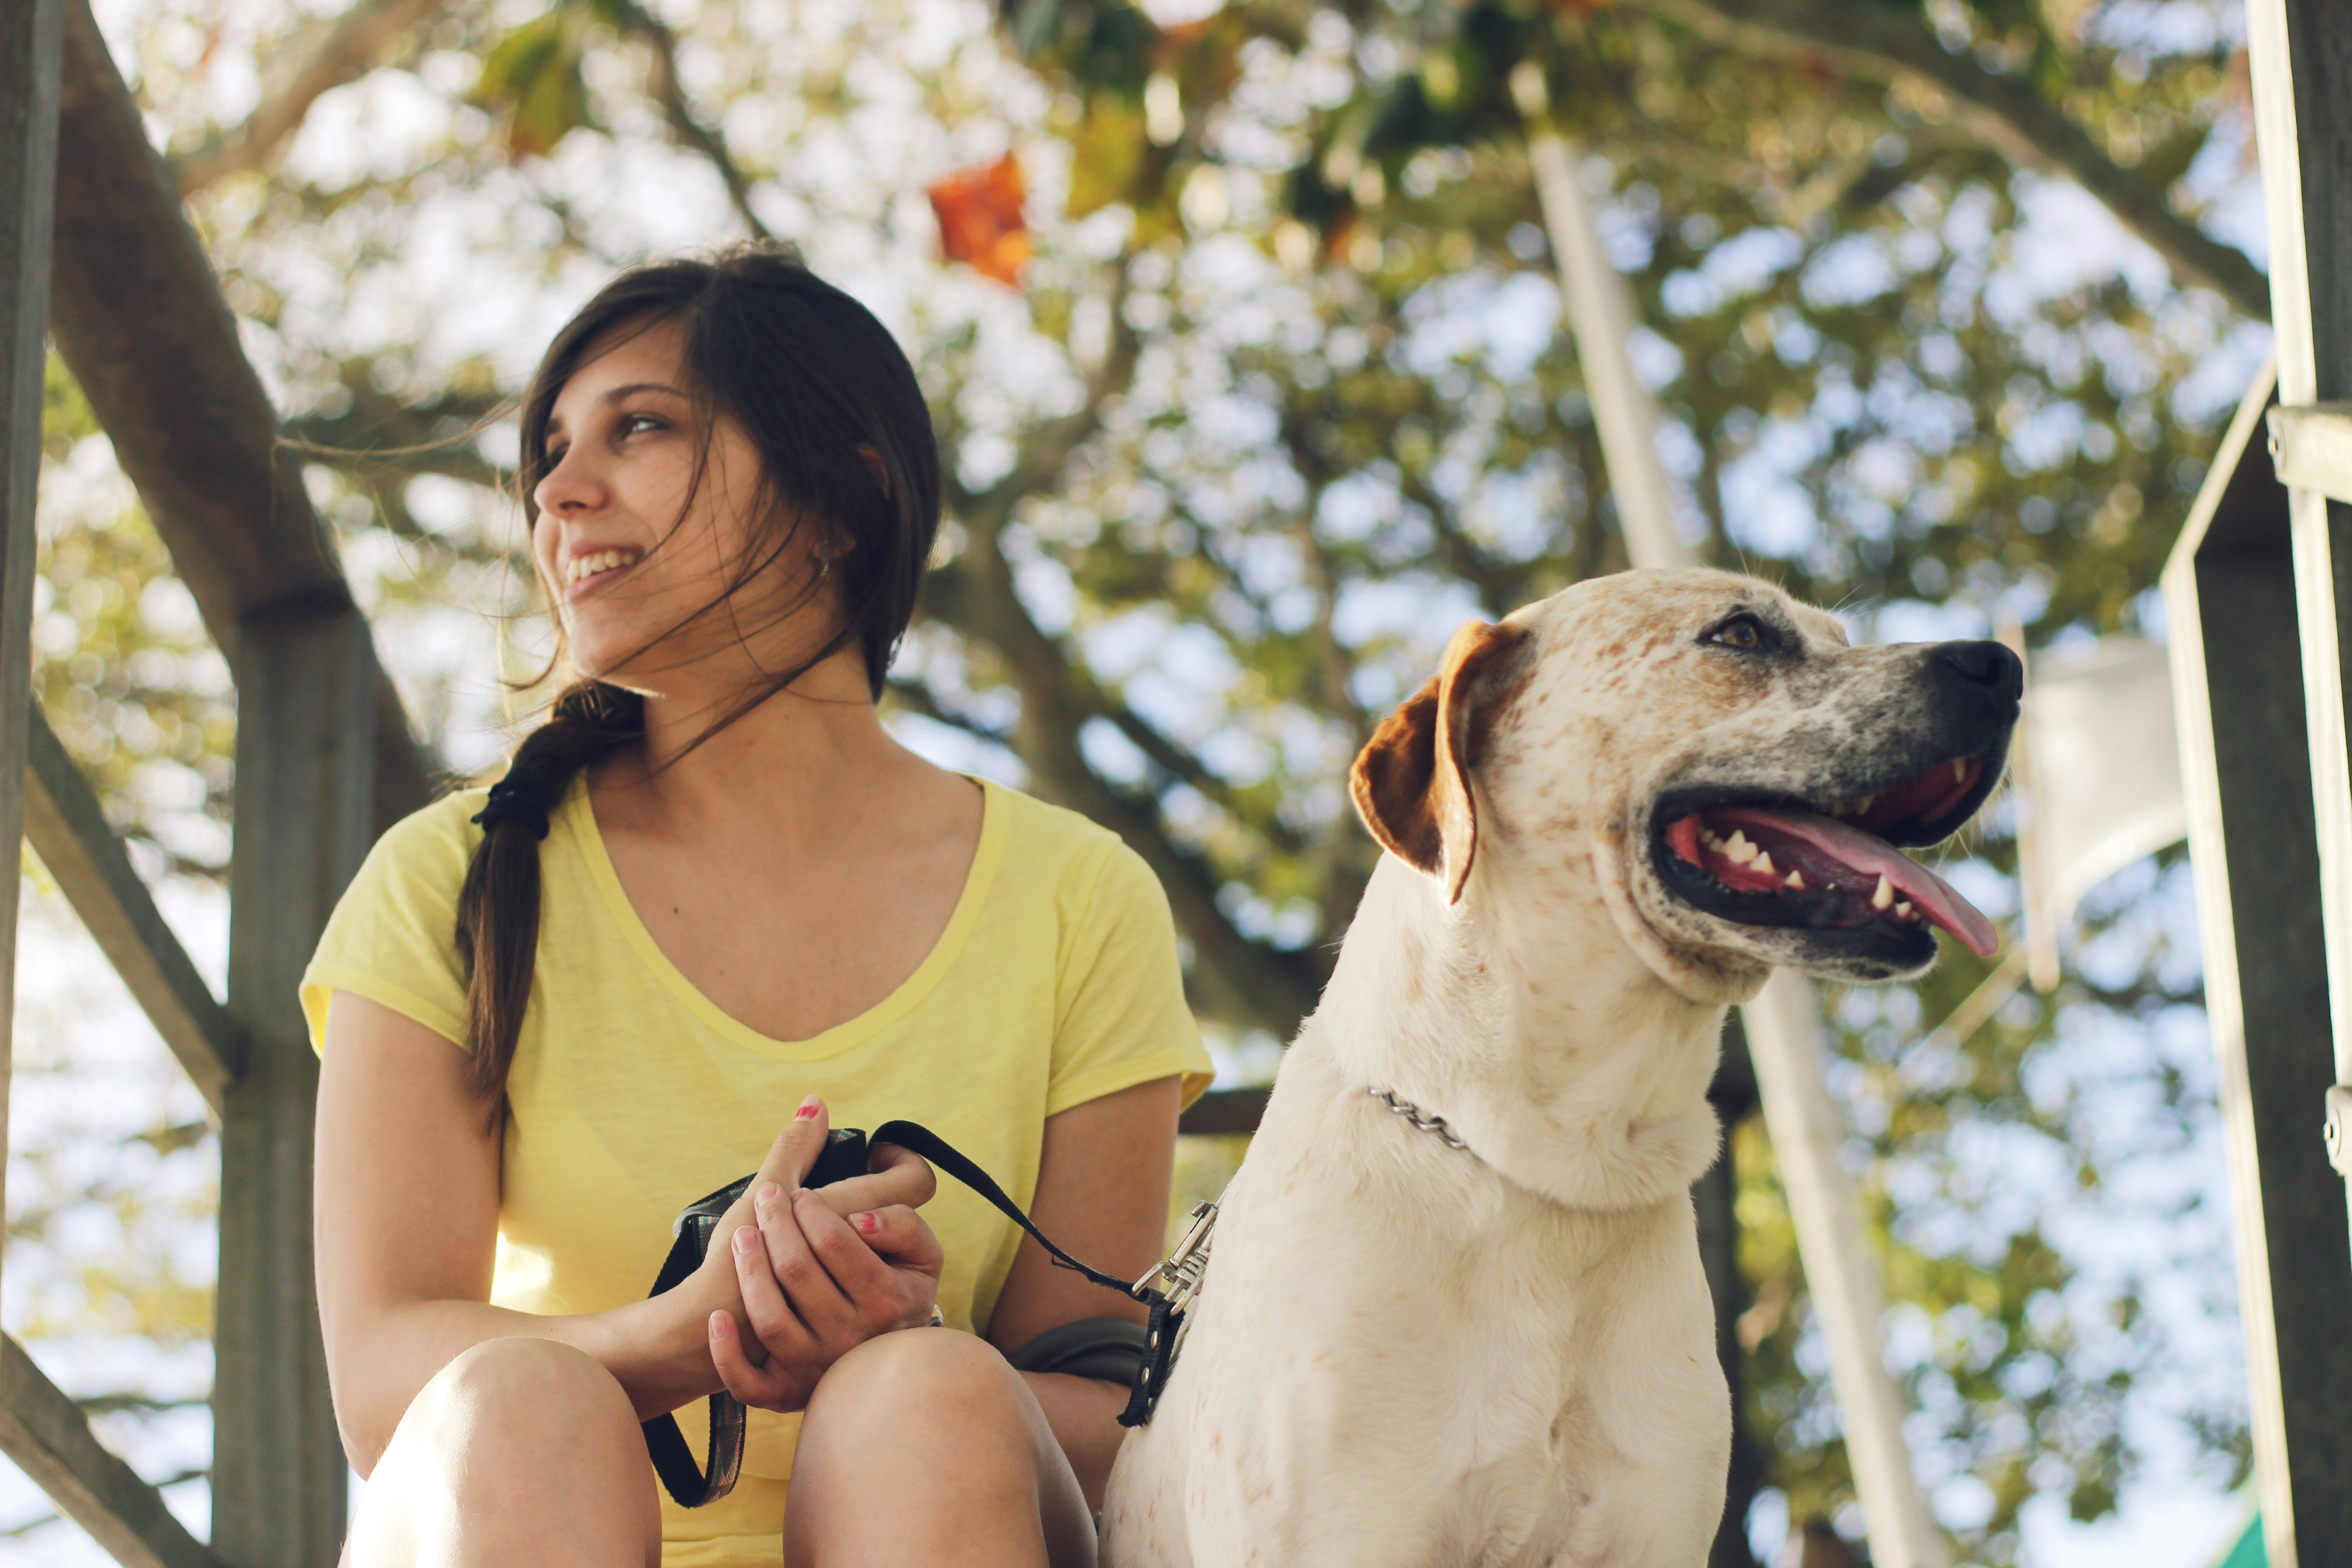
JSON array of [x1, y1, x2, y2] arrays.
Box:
[[1135, 1199, 1219, 1314]]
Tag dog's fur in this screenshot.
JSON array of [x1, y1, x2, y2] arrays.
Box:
[[1099, 568, 2019, 1568]]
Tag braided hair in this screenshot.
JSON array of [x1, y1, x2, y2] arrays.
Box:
[[453, 245, 941, 1112]]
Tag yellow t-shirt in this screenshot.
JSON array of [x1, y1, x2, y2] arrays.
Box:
[[301, 774, 1211, 1565]]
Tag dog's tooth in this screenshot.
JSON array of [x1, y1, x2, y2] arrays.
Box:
[[1953, 760, 1968, 783], [1725, 831, 1755, 864], [1752, 851, 1775, 875], [1784, 870, 1804, 889], [1857, 795, 1875, 815], [1895, 900, 1914, 919], [1870, 873, 1894, 911]]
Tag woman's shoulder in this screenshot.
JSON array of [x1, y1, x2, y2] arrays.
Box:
[[368, 784, 493, 879], [980, 780, 1168, 925], [984, 780, 1134, 883]]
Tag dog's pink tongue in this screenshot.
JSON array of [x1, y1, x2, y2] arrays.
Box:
[[1708, 804, 1999, 957]]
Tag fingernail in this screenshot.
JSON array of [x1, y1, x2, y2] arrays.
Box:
[[733, 1226, 758, 1254], [853, 1211, 878, 1234], [755, 1182, 781, 1206], [795, 1096, 822, 1120], [709, 1310, 730, 1337]]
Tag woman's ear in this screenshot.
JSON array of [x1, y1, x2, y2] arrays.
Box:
[[1348, 619, 1532, 904], [856, 444, 891, 499]]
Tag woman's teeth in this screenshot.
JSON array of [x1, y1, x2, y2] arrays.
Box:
[[566, 549, 642, 585]]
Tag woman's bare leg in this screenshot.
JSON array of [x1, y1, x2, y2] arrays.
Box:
[[344, 1338, 662, 1568], [785, 1330, 1097, 1568]]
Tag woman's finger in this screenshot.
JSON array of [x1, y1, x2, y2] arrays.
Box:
[[846, 1205, 945, 1272], [750, 1096, 832, 1192], [794, 1189, 897, 1297], [709, 1308, 797, 1410], [751, 1190, 857, 1338], [806, 1146, 933, 1218], [731, 1223, 817, 1367]]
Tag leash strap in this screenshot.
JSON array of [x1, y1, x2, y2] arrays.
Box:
[[864, 1121, 1146, 1299], [642, 1122, 1204, 1508]]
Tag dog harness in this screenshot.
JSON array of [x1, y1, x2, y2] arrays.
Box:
[[640, 1122, 1219, 1509]]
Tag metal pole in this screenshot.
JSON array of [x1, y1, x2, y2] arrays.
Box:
[[1514, 60, 1948, 1568]]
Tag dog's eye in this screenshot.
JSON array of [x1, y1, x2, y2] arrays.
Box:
[[1702, 614, 1776, 653]]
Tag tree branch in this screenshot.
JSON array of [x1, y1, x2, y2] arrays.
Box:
[[173, 0, 442, 194], [607, 0, 776, 243], [1643, 0, 2269, 319]]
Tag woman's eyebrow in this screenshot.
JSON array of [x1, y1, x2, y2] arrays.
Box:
[[600, 381, 686, 402]]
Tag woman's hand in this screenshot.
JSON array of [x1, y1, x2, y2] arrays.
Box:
[[698, 1098, 946, 1411]]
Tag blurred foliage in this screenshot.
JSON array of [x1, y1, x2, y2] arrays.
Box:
[[29, 0, 2262, 1557]]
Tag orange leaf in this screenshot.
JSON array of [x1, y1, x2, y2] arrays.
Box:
[[929, 155, 1029, 288]]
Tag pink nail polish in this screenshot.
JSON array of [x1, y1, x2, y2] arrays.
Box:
[[854, 1211, 878, 1234], [795, 1096, 822, 1120]]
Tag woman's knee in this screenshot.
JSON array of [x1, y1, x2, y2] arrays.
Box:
[[804, 1328, 1039, 1444], [414, 1337, 638, 1444]]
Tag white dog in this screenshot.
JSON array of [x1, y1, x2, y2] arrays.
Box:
[[1100, 568, 2018, 1568]]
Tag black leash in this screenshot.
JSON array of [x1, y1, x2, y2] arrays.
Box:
[[642, 1123, 1215, 1508]]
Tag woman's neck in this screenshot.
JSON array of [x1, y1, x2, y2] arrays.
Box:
[[595, 642, 922, 856]]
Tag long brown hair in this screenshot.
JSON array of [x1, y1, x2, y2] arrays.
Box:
[[453, 245, 942, 1109]]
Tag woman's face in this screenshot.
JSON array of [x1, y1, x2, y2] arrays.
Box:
[[531, 317, 828, 689]]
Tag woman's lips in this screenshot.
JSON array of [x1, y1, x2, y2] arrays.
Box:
[[560, 547, 643, 603]]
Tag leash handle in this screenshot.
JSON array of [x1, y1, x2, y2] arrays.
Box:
[[642, 1121, 1187, 1508]]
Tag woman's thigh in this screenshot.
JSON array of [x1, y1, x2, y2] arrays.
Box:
[[344, 1338, 662, 1568], [786, 1330, 1096, 1568]]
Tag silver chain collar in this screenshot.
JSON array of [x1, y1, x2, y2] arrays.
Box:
[[1366, 1086, 1475, 1154]]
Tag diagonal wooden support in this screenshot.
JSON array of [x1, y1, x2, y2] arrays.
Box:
[[21, 706, 241, 1112], [0, 1335, 225, 1568], [49, 0, 432, 835]]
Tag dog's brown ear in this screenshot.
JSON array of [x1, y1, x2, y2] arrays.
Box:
[[1349, 619, 1531, 904]]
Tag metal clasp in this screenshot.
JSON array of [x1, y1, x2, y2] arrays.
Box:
[[2325, 1085, 2352, 1178], [1135, 1199, 1218, 1313]]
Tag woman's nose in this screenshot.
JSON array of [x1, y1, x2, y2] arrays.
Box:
[[533, 446, 604, 517]]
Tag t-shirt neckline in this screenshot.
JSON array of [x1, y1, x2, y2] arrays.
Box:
[[566, 772, 1007, 1062]]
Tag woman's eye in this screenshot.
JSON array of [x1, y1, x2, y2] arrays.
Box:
[[619, 414, 664, 437], [1705, 615, 1772, 652]]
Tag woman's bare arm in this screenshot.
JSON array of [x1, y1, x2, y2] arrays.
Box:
[[985, 1074, 1184, 1508], [314, 992, 931, 1473]]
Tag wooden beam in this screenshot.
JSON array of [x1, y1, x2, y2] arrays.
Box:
[[2267, 404, 2352, 505], [0, 1335, 225, 1568], [1177, 1087, 1268, 1137], [2164, 360, 2352, 1568], [213, 606, 372, 1564], [21, 707, 240, 1112], [48, 0, 432, 835], [1, 0, 62, 1322]]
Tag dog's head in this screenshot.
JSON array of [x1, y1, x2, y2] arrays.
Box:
[[1349, 568, 2020, 999]]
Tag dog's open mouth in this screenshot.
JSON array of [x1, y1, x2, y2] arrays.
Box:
[[1652, 754, 2000, 959]]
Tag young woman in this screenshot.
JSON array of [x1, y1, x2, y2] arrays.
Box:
[[306, 246, 1211, 1568]]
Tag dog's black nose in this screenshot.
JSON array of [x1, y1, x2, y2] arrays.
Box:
[[1933, 640, 2023, 702]]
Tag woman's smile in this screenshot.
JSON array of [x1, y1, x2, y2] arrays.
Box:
[[560, 544, 647, 603]]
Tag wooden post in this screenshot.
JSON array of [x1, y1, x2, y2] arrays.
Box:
[[214, 606, 375, 1564], [2165, 361, 2352, 1568], [0, 0, 62, 1305]]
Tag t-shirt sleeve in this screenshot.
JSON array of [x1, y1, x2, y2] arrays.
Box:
[[1047, 838, 1215, 1117], [299, 794, 482, 1054]]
